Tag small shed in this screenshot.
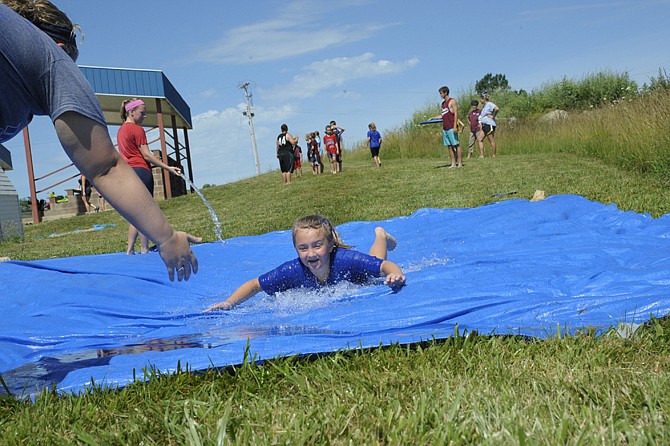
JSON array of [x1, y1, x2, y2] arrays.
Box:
[[0, 144, 23, 240]]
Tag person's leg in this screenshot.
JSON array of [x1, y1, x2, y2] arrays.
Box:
[[447, 145, 456, 167], [468, 132, 477, 159], [489, 133, 497, 157], [82, 195, 91, 213], [139, 232, 150, 253], [455, 144, 463, 167], [477, 131, 485, 158], [127, 225, 139, 254], [369, 227, 397, 260]]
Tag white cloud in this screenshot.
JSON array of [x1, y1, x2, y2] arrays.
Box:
[[267, 53, 419, 101], [187, 104, 299, 188], [194, 1, 389, 64]]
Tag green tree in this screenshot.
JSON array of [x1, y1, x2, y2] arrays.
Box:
[[475, 73, 510, 95]]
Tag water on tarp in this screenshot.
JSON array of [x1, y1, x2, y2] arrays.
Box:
[[180, 174, 224, 243]]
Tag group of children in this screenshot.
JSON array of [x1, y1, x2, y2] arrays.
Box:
[[289, 120, 346, 177], [288, 120, 384, 179]]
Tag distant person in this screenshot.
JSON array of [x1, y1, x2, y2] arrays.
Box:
[[429, 86, 462, 168], [205, 215, 405, 311], [478, 94, 499, 157], [306, 132, 322, 174], [314, 130, 322, 156], [293, 138, 303, 177], [329, 121, 345, 172], [276, 123, 296, 184], [0, 1, 199, 281], [323, 125, 339, 174], [118, 98, 184, 255], [367, 122, 383, 167], [467, 100, 483, 159], [78, 174, 95, 213]]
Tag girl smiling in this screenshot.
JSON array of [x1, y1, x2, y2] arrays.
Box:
[[205, 215, 405, 311]]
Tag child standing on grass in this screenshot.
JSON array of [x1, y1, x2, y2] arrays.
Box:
[[205, 215, 405, 311], [323, 126, 339, 174], [367, 122, 383, 167], [293, 141, 303, 177]]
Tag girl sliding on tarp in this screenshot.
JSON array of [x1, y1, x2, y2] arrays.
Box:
[[205, 215, 405, 311]]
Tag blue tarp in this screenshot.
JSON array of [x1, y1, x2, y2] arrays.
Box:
[[2, 194, 670, 398]]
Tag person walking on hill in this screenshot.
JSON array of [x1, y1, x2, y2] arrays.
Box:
[[277, 124, 296, 184], [367, 122, 383, 167], [477, 94, 499, 157], [429, 86, 462, 168]]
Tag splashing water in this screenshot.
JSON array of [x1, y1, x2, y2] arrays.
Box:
[[180, 174, 224, 243]]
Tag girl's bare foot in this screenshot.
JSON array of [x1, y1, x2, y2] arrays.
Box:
[[375, 227, 397, 251]]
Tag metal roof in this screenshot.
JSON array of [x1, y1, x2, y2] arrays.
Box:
[[0, 144, 12, 171], [79, 66, 192, 129]]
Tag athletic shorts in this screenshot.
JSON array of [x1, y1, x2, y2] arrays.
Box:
[[277, 151, 293, 173], [133, 167, 154, 195], [442, 129, 459, 147], [294, 158, 302, 169], [481, 124, 496, 136], [370, 146, 380, 157]]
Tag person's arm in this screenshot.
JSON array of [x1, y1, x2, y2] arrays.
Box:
[[54, 112, 201, 281], [457, 119, 465, 133], [138, 144, 181, 176], [380, 260, 405, 289], [491, 105, 499, 120], [204, 277, 262, 311], [286, 133, 297, 147], [451, 101, 459, 133]]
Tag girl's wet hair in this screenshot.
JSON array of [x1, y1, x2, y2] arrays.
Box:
[[291, 215, 352, 249]]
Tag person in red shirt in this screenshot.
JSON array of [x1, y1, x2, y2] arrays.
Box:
[[323, 126, 339, 174], [429, 86, 462, 168], [117, 98, 183, 255]]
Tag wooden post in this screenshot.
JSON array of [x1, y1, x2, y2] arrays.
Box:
[[156, 99, 172, 199], [23, 127, 41, 224]]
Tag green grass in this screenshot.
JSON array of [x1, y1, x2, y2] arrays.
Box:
[[2, 91, 670, 444]]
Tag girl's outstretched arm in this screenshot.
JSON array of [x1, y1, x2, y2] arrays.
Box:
[[204, 278, 262, 311], [381, 260, 406, 289]]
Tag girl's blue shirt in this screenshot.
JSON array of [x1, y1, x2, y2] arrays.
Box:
[[258, 248, 383, 294]]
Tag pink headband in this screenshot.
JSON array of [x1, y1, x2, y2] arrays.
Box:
[[124, 99, 145, 112]]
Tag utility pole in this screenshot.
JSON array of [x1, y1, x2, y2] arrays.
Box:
[[239, 82, 261, 175]]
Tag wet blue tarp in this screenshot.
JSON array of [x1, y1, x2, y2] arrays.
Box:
[[2, 194, 670, 398]]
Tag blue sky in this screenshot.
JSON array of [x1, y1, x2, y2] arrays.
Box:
[[4, 0, 669, 199]]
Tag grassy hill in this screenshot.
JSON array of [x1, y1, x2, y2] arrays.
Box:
[[2, 88, 670, 444]]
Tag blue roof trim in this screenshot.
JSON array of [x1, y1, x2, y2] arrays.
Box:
[[79, 66, 191, 128]]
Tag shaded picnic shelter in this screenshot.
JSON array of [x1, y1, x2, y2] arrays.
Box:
[[22, 66, 195, 224]]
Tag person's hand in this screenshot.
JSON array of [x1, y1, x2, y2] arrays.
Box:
[[169, 166, 182, 176], [204, 301, 232, 312], [157, 231, 202, 281], [384, 272, 406, 291]]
